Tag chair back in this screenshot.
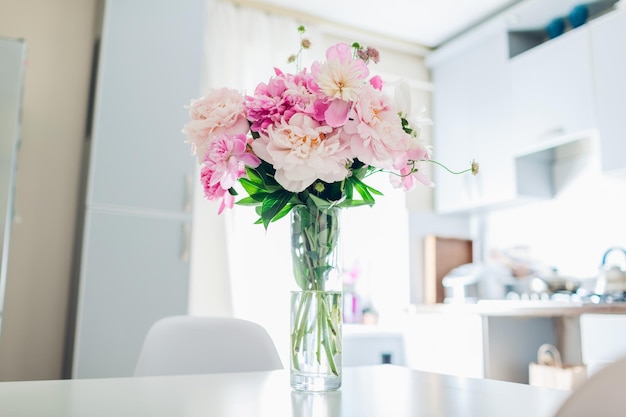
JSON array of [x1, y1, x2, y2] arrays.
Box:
[[134, 316, 283, 377], [553, 354, 626, 417]]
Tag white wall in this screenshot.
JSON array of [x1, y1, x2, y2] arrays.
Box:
[[0, 0, 100, 381]]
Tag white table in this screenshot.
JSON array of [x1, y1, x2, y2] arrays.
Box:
[[0, 365, 570, 417]]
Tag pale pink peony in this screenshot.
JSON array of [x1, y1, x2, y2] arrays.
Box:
[[251, 113, 351, 192], [390, 163, 434, 191], [391, 144, 433, 191], [182, 88, 249, 161], [204, 133, 261, 190], [311, 43, 369, 102], [311, 43, 369, 127], [343, 84, 411, 169]]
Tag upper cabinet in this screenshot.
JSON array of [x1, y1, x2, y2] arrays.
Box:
[[589, 7, 626, 176], [509, 26, 596, 151], [430, 45, 474, 212], [428, 0, 625, 213], [429, 22, 544, 213]]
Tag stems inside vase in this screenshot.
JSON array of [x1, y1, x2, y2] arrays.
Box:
[[290, 205, 342, 391]]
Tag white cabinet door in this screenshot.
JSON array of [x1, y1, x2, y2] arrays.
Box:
[[403, 313, 484, 378], [580, 314, 626, 375], [431, 30, 515, 212], [465, 34, 516, 207], [510, 27, 596, 150], [73, 211, 191, 378], [431, 51, 474, 213], [589, 8, 626, 175], [87, 0, 203, 213]]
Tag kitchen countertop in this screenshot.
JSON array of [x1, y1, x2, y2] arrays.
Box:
[[406, 300, 626, 317]]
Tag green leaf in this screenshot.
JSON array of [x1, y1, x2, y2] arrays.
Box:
[[271, 203, 294, 223], [336, 199, 374, 208], [261, 189, 295, 229], [307, 194, 333, 210], [350, 177, 374, 203], [235, 196, 261, 206], [366, 183, 383, 196], [245, 167, 264, 185], [239, 178, 267, 201], [351, 176, 383, 200]]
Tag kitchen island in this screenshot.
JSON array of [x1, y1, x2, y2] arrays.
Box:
[[373, 301, 626, 385]]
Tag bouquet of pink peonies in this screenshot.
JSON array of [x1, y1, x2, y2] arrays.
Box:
[[182, 28, 477, 391], [183, 31, 475, 229]]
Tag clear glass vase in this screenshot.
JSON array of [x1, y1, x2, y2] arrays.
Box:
[[290, 205, 342, 392]]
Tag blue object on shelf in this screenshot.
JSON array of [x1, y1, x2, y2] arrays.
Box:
[[569, 4, 590, 28], [546, 17, 566, 39]]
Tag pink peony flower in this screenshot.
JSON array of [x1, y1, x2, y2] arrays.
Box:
[[200, 165, 235, 214], [251, 113, 351, 192], [369, 75, 383, 91], [390, 142, 433, 190], [246, 68, 321, 134], [390, 164, 434, 191], [343, 84, 411, 169], [182, 88, 249, 161], [204, 133, 261, 190]]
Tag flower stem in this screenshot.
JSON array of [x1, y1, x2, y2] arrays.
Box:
[[290, 206, 342, 380], [428, 159, 476, 175]]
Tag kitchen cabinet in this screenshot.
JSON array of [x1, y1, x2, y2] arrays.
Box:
[[72, 0, 204, 378], [402, 311, 485, 378], [589, 7, 626, 176], [580, 314, 626, 376], [343, 325, 406, 367], [430, 26, 537, 213], [430, 49, 474, 212], [510, 26, 596, 151], [464, 34, 517, 208], [400, 307, 557, 383]]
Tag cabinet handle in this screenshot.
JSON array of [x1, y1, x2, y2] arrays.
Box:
[[183, 173, 192, 212], [180, 221, 190, 262]]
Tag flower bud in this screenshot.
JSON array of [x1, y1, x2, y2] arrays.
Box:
[[471, 160, 480, 176]]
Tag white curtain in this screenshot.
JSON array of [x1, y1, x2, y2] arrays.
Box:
[[189, 0, 323, 364]]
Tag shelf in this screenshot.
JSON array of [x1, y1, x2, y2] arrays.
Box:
[[506, 0, 619, 57], [514, 129, 599, 199]]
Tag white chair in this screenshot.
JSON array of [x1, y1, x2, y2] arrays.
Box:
[[553, 354, 626, 417], [134, 316, 283, 377]]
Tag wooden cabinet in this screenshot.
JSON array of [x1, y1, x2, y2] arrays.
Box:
[[589, 8, 626, 176], [510, 26, 596, 151]]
